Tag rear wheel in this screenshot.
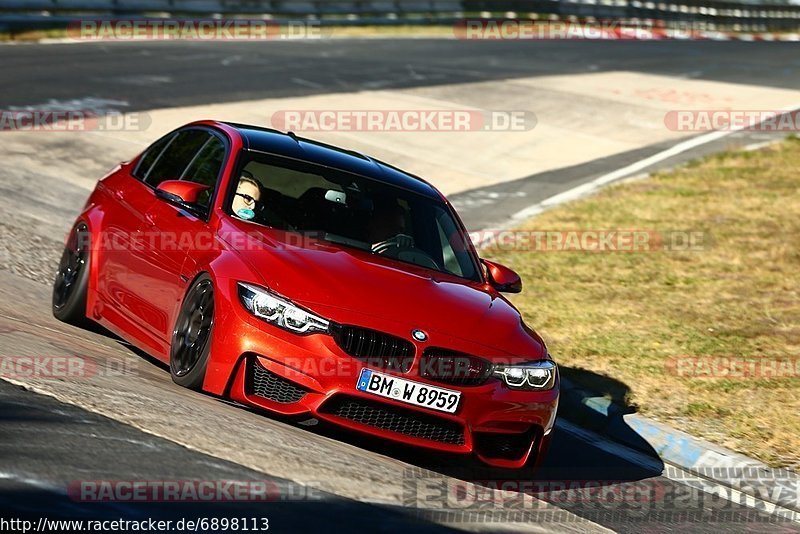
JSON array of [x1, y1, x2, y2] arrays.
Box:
[[52, 222, 90, 325], [170, 274, 214, 390]]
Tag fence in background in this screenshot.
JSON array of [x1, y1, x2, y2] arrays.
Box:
[[1, 0, 798, 32]]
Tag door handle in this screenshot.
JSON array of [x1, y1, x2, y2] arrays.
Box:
[[113, 190, 125, 201], [144, 213, 156, 226]]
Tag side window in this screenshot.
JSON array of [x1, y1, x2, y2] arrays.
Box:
[[133, 133, 174, 180], [144, 129, 211, 188], [437, 220, 463, 277], [180, 135, 226, 210], [434, 209, 476, 280]]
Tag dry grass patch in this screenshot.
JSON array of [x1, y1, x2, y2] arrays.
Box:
[[484, 137, 800, 470]]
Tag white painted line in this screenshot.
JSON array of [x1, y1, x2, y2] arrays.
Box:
[[496, 103, 800, 237], [1, 35, 457, 47], [743, 140, 775, 152], [291, 77, 324, 89], [512, 129, 729, 221]]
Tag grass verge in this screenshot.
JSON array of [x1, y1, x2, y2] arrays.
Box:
[[0, 24, 457, 42], [0, 29, 73, 42], [484, 137, 800, 470]]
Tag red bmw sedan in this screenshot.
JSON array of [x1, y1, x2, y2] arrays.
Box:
[[52, 120, 559, 469]]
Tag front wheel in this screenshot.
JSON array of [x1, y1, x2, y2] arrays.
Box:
[[170, 274, 214, 390], [52, 222, 90, 325]]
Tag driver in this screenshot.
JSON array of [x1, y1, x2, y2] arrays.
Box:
[[368, 198, 414, 252], [231, 171, 262, 221]]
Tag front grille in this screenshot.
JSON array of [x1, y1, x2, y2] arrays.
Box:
[[419, 348, 494, 387], [332, 324, 414, 373], [249, 359, 308, 404], [320, 395, 465, 445], [474, 430, 536, 460]]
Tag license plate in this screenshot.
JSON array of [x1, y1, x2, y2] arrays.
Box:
[[356, 368, 461, 414]]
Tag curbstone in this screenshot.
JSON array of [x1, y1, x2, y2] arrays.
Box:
[[558, 376, 800, 514]]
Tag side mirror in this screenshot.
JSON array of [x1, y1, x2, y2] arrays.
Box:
[[482, 259, 522, 293], [155, 180, 209, 205]]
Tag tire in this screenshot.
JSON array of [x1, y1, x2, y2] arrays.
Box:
[[170, 274, 214, 390], [52, 222, 90, 325]]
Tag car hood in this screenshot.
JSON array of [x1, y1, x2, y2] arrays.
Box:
[[220, 222, 546, 359]]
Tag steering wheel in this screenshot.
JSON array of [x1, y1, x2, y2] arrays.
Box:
[[372, 234, 440, 270]]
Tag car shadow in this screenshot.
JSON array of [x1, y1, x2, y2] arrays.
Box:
[[74, 320, 666, 522], [293, 365, 667, 529], [81, 319, 171, 372], [300, 364, 665, 489]]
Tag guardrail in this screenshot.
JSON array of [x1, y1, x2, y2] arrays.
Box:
[[0, 0, 798, 32]]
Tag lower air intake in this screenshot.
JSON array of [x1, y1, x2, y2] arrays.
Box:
[[473, 429, 537, 460], [320, 395, 465, 445], [249, 358, 308, 404]]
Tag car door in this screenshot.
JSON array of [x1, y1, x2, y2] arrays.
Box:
[[132, 129, 228, 342], [98, 131, 176, 320]]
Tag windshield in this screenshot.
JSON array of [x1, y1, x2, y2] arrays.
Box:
[[228, 151, 481, 281]]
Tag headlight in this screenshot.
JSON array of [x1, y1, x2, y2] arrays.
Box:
[[238, 282, 330, 335], [493, 360, 557, 390]]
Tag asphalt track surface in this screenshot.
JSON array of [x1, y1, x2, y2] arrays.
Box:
[[2, 38, 796, 230], [1, 39, 798, 533], [1, 39, 800, 111]]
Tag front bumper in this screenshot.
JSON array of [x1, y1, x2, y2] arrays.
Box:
[[205, 279, 559, 469]]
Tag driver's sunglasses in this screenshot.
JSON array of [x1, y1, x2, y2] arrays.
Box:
[[235, 192, 257, 204]]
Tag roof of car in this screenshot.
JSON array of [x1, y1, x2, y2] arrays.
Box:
[[220, 122, 442, 200]]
